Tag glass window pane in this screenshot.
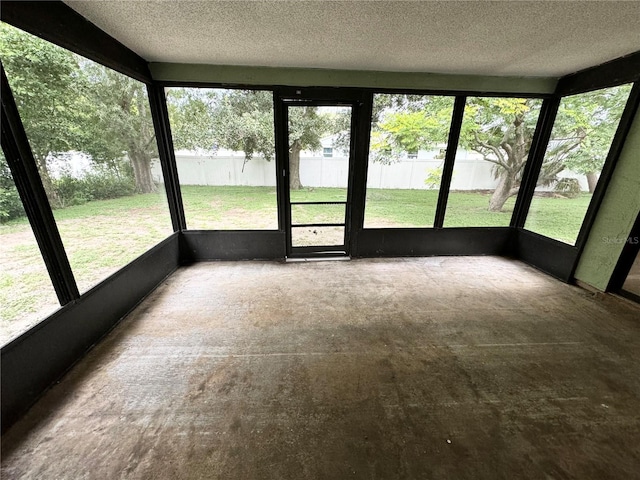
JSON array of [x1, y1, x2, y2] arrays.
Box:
[[1, 23, 173, 294], [525, 85, 632, 244], [291, 226, 344, 247], [165, 87, 278, 230], [287, 105, 350, 203], [444, 97, 542, 227], [0, 151, 60, 346], [365, 94, 455, 228], [291, 204, 345, 226]]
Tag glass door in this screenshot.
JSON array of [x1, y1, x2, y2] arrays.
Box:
[[283, 102, 355, 257]]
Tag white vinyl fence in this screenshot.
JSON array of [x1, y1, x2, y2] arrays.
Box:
[[151, 151, 590, 191]]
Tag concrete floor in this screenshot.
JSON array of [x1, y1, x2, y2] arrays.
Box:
[[2, 257, 640, 479]]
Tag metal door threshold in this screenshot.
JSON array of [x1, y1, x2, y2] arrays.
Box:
[[286, 256, 351, 263]]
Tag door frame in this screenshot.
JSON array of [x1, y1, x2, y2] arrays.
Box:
[[607, 210, 640, 302], [274, 87, 372, 258]]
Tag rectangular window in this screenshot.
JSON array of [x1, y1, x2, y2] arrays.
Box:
[[165, 87, 278, 230], [364, 94, 456, 228], [443, 97, 542, 227], [323, 147, 333, 158], [1, 23, 173, 294], [0, 151, 61, 346], [524, 85, 632, 244]]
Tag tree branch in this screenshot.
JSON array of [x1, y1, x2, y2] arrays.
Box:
[[548, 139, 582, 162], [500, 140, 512, 157], [143, 134, 156, 150], [483, 157, 507, 168], [473, 131, 506, 166]]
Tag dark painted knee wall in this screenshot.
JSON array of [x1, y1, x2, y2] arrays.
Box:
[[1, 233, 181, 432]]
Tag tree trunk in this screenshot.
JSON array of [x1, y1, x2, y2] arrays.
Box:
[[289, 141, 303, 190], [486, 113, 527, 212], [35, 155, 60, 208], [130, 151, 156, 193], [488, 173, 518, 212], [586, 172, 599, 193]]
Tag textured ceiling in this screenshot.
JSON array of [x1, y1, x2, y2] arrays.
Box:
[[64, 1, 640, 77]]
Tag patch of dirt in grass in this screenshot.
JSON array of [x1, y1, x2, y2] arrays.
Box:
[[292, 226, 345, 247], [0, 211, 171, 336], [0, 224, 61, 344], [0, 224, 32, 243], [0, 226, 40, 271], [200, 208, 277, 230], [364, 218, 422, 228]]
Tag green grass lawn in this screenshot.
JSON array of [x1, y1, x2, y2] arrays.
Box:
[[525, 195, 593, 244], [0, 185, 591, 344]]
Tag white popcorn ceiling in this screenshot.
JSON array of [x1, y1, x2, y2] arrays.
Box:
[[64, 1, 640, 77]]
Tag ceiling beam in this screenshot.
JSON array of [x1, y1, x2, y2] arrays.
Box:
[[556, 50, 640, 96], [1, 0, 152, 84], [150, 63, 558, 95]]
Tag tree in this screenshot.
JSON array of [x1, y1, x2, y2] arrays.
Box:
[[212, 90, 277, 170], [371, 96, 541, 211], [459, 98, 542, 211], [0, 152, 25, 223], [167, 88, 332, 190], [370, 95, 455, 165], [1, 23, 160, 201], [546, 86, 631, 193], [78, 62, 158, 193], [167, 88, 219, 153], [167, 88, 277, 171], [286, 106, 331, 189], [0, 23, 83, 205], [370, 89, 630, 212]]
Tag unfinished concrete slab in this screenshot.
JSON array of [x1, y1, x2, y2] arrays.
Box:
[[2, 257, 640, 479]]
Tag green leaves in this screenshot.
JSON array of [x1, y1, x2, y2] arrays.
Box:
[[288, 106, 332, 152], [0, 23, 82, 161], [548, 85, 631, 177], [370, 95, 455, 165], [380, 111, 441, 152], [167, 88, 338, 164], [167, 88, 277, 161], [1, 22, 161, 195], [214, 90, 276, 161]]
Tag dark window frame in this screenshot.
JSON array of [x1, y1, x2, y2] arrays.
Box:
[[0, 21, 181, 303], [2, 0, 640, 435], [162, 84, 281, 231], [1, 66, 79, 306], [2, 0, 639, 286]]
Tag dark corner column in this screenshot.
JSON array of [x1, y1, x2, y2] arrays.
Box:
[[348, 90, 373, 255], [147, 83, 186, 233], [273, 89, 293, 258], [273, 89, 287, 233], [434, 95, 466, 228], [607, 210, 640, 292], [511, 97, 561, 229], [0, 66, 79, 304]]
